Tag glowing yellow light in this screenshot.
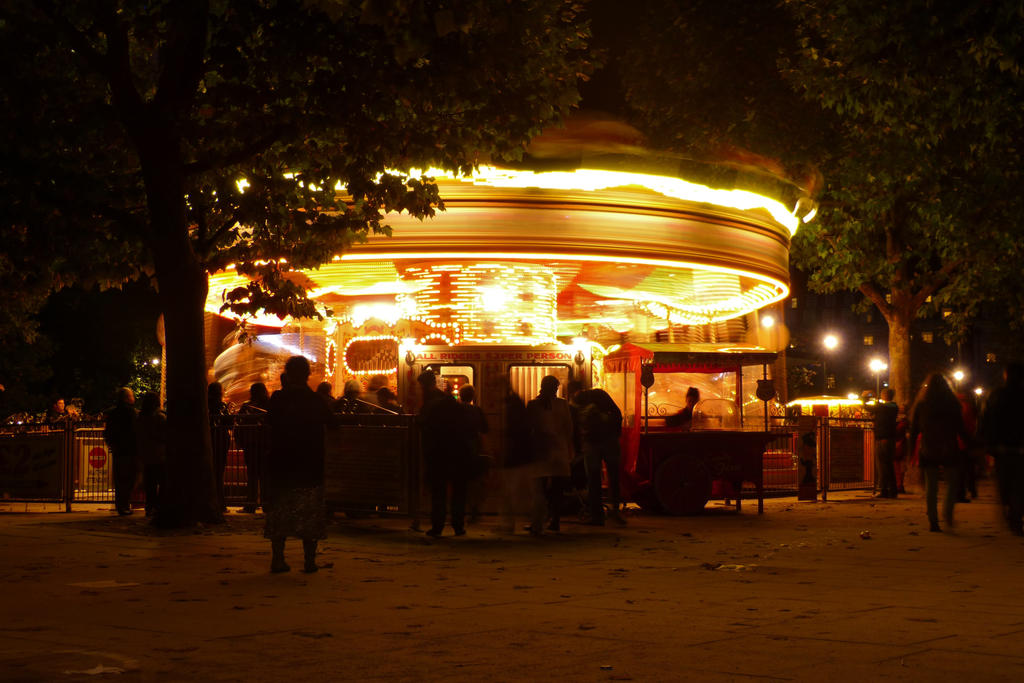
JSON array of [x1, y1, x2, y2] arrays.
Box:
[[236, 178, 249, 193], [325, 339, 337, 379], [823, 334, 839, 351], [350, 302, 404, 326], [335, 251, 789, 324], [953, 369, 965, 382], [479, 286, 510, 313], [974, 387, 983, 396], [786, 397, 865, 408], [343, 334, 401, 376], [408, 166, 802, 235], [761, 314, 775, 328]]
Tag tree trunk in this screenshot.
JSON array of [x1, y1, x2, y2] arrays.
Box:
[[140, 142, 220, 528], [886, 310, 913, 410], [155, 257, 220, 527]]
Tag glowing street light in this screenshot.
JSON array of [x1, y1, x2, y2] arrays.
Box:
[[761, 314, 775, 328], [821, 333, 840, 393], [868, 357, 888, 397], [952, 368, 965, 389], [974, 386, 984, 397]]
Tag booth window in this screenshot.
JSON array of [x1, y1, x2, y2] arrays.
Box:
[[423, 364, 474, 400], [508, 364, 571, 403]]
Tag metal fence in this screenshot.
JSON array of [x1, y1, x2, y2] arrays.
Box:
[[762, 428, 800, 492], [3, 413, 873, 511], [2, 414, 418, 515], [819, 417, 875, 496], [0, 423, 74, 508], [765, 415, 876, 500]]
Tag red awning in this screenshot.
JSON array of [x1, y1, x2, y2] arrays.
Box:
[[604, 342, 776, 374]]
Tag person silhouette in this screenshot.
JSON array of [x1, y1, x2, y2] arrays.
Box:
[[264, 356, 334, 573]]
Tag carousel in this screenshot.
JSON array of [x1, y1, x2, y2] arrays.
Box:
[[203, 117, 816, 514]]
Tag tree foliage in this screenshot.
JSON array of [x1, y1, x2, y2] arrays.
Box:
[[784, 0, 1024, 404], [0, 0, 589, 525], [590, 0, 1024, 407]]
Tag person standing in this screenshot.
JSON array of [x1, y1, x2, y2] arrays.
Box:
[[893, 406, 910, 494], [103, 387, 138, 516], [526, 375, 574, 535], [577, 388, 626, 526], [459, 385, 489, 464], [459, 384, 490, 523], [315, 381, 335, 408], [499, 379, 532, 534], [955, 390, 979, 502], [134, 392, 167, 517], [872, 388, 900, 499], [376, 387, 403, 413], [979, 363, 1024, 536], [208, 382, 232, 511], [335, 379, 371, 414], [46, 397, 70, 425], [417, 370, 468, 537], [237, 382, 270, 513], [909, 373, 968, 532], [265, 356, 334, 573]]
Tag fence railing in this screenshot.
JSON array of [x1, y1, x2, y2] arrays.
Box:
[[1, 414, 419, 516], [3, 414, 874, 511], [765, 415, 876, 500]]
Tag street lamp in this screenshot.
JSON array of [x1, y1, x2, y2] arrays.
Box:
[[952, 369, 965, 390], [869, 357, 888, 398], [822, 333, 840, 393]]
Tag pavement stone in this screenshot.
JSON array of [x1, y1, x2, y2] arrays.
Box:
[[2, 483, 1023, 681]]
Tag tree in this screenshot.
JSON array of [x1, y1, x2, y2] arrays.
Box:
[[783, 0, 1024, 406], [587, 0, 1024, 408], [0, 0, 588, 526]]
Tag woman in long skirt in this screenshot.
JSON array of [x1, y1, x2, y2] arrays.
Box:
[[264, 356, 334, 573]]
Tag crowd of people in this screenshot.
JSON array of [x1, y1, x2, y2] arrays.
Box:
[[87, 358, 1024, 573], [866, 365, 1024, 537]]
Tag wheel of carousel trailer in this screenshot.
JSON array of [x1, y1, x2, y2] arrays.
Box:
[[632, 484, 661, 513], [654, 455, 712, 516]]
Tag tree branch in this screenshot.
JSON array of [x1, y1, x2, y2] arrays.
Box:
[[153, 2, 210, 116], [183, 125, 293, 177], [859, 281, 892, 319], [95, 4, 147, 132], [910, 258, 966, 311], [198, 215, 239, 260]]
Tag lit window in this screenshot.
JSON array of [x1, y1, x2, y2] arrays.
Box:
[[922, 332, 934, 344], [885, 294, 892, 304], [790, 297, 798, 309], [926, 296, 933, 303], [986, 352, 997, 363], [863, 335, 874, 346]]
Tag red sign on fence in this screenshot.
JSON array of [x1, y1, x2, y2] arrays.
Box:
[[87, 447, 107, 469]]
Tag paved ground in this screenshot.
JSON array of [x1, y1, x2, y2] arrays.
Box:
[[2, 483, 1023, 682]]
